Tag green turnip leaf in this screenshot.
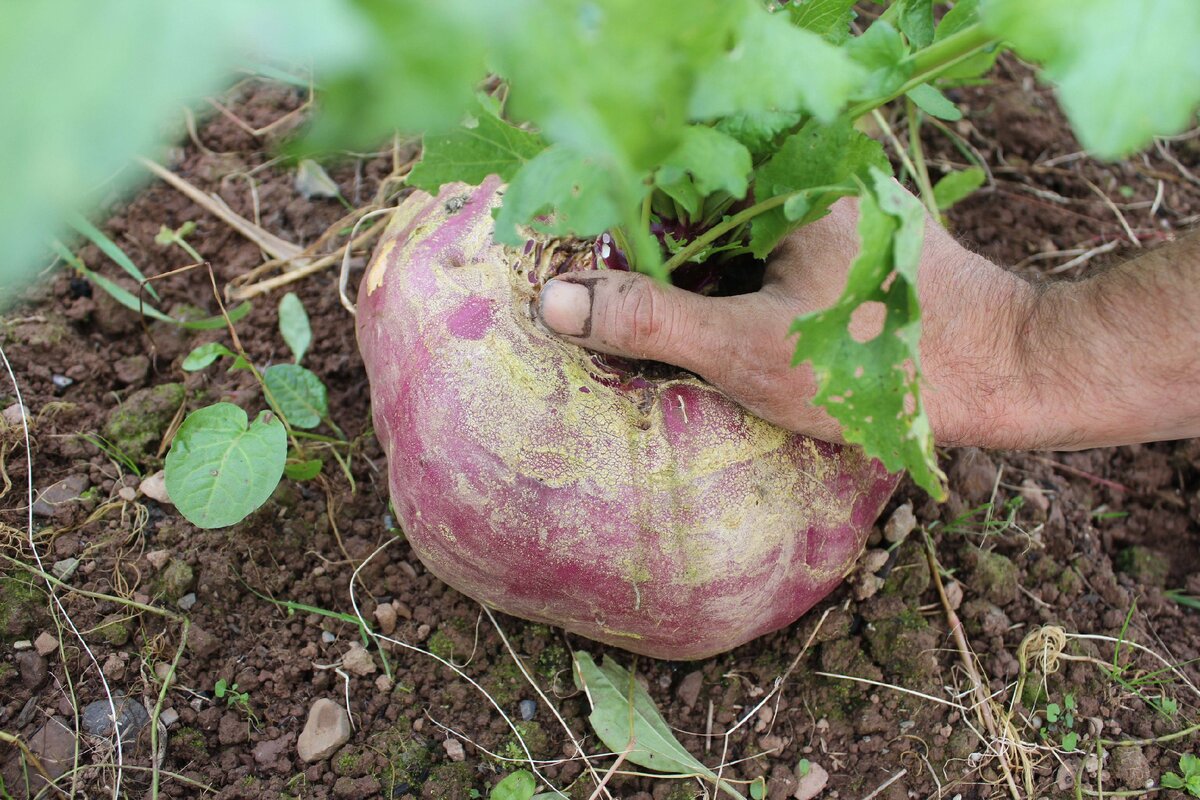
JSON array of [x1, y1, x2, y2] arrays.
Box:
[[932, 167, 986, 210], [749, 119, 889, 258], [655, 127, 753, 218], [897, 0, 935, 49], [785, 0, 858, 44], [846, 21, 911, 101], [263, 364, 328, 430], [983, 0, 1200, 158], [409, 109, 547, 193], [164, 403, 287, 529], [789, 169, 945, 498], [907, 84, 962, 121], [489, 771, 536, 800], [691, 9, 865, 123]]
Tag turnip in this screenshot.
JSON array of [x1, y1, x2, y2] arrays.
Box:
[[356, 178, 898, 660]]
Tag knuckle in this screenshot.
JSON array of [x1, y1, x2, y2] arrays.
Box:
[[605, 278, 677, 357]]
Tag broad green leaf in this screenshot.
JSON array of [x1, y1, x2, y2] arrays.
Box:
[[490, 770, 536, 800], [164, 403, 287, 529], [982, 0, 1200, 158], [786, 0, 857, 44], [493, 147, 632, 246], [750, 119, 889, 257], [66, 212, 160, 301], [691, 9, 865, 123], [263, 364, 329, 429], [573, 653, 744, 799], [897, 0, 934, 49], [278, 292, 312, 365], [409, 108, 547, 192], [789, 169, 945, 497], [284, 458, 324, 481], [907, 84, 962, 121], [933, 167, 985, 210], [713, 111, 803, 160], [1181, 753, 1200, 776], [1061, 731, 1078, 751], [846, 21, 911, 101], [655, 126, 752, 217], [1161, 773, 1185, 789], [182, 342, 235, 371]]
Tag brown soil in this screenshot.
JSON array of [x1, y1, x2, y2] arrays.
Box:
[[2, 60, 1199, 800]]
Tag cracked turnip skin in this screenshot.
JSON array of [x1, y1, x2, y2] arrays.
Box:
[[357, 178, 898, 660]]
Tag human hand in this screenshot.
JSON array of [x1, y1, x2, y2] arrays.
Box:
[[537, 195, 1039, 448]]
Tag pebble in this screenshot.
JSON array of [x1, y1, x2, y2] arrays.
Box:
[[393, 601, 413, 620], [373, 603, 397, 636], [154, 662, 175, 684], [2, 402, 29, 427], [1020, 478, 1051, 513], [51, 374, 73, 390], [33, 475, 89, 517], [677, 671, 703, 708], [518, 699, 537, 721], [139, 471, 172, 505], [102, 653, 126, 682], [25, 716, 75, 785], [883, 501, 917, 543], [442, 738, 466, 762], [793, 762, 829, 800], [17, 651, 48, 689], [117, 486, 137, 502], [342, 643, 376, 676], [415, 623, 431, 642], [375, 675, 394, 693], [51, 557, 80, 581], [860, 549, 890, 574], [177, 593, 197, 611], [81, 694, 151, 745], [944, 580, 964, 611], [159, 707, 180, 728], [145, 549, 171, 571], [297, 699, 352, 762], [321, 631, 337, 644], [13, 639, 32, 651]]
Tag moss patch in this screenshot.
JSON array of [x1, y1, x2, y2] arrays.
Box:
[[420, 762, 475, 800], [96, 613, 132, 646], [882, 541, 931, 599], [969, 549, 1019, 605], [428, 629, 456, 661], [863, 609, 940, 692], [482, 657, 524, 707], [103, 382, 185, 463], [1115, 546, 1170, 587], [171, 727, 208, 761], [153, 560, 196, 602], [365, 720, 434, 796], [0, 575, 46, 642]]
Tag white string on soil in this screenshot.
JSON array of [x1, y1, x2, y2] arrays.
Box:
[[0, 343, 124, 800]]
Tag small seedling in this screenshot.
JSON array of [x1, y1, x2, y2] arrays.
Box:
[[1040, 692, 1079, 752], [797, 758, 811, 777], [1162, 754, 1200, 797], [214, 678, 257, 724]]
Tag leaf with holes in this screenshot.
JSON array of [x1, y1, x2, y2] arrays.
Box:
[[263, 364, 329, 429], [164, 403, 286, 529]]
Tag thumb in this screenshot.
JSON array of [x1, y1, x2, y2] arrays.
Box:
[[537, 271, 726, 372]]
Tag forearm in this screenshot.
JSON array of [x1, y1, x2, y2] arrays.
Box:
[[1007, 231, 1200, 450]]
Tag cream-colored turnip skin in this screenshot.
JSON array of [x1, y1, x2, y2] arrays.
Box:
[[357, 178, 897, 660]]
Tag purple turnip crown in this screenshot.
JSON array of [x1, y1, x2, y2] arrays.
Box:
[[357, 178, 897, 660]]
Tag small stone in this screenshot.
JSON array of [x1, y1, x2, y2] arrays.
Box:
[[33, 475, 89, 517], [677, 671, 704, 708], [793, 762, 829, 800], [139, 472, 172, 505], [153, 560, 195, 601], [297, 699, 352, 762], [944, 580, 964, 611], [154, 662, 174, 684], [860, 549, 890, 574], [145, 549, 171, 571], [51, 558, 80, 581], [81, 694, 150, 745], [117, 486, 137, 502], [51, 374, 73, 390], [518, 699, 537, 721], [415, 624, 431, 642], [1055, 761, 1076, 792], [442, 738, 466, 762], [17, 651, 48, 689], [186, 624, 219, 659], [113, 354, 150, 386], [393, 601, 413, 620], [12, 639, 32, 651], [102, 653, 126, 682], [321, 631, 337, 644], [374, 675, 393, 693], [23, 716, 75, 787], [883, 501, 917, 543], [1019, 479, 1050, 513], [159, 708, 179, 728], [2, 402, 29, 427], [177, 593, 197, 611], [342, 644, 376, 676], [373, 603, 397, 636]]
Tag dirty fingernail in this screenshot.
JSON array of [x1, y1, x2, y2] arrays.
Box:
[[538, 279, 591, 337]]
